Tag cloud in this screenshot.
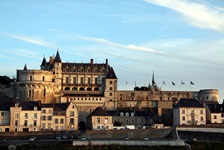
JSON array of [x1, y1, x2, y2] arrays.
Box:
[[144, 0, 224, 32], [13, 49, 42, 60], [4, 33, 56, 48], [76, 35, 167, 55]]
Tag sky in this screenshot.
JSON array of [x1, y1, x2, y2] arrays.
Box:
[[0, 0, 224, 103]]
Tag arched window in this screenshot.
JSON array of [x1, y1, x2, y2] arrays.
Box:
[[94, 87, 99, 91], [72, 87, 77, 91], [79, 87, 84, 91], [86, 87, 91, 91], [65, 87, 70, 90]]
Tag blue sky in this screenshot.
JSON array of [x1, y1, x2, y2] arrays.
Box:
[[1, 0, 224, 103]]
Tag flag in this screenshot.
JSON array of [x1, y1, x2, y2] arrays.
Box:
[[190, 81, 194, 85], [172, 81, 175, 86], [181, 81, 185, 85], [163, 81, 166, 85]]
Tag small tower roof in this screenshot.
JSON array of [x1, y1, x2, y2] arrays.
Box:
[[54, 51, 62, 62], [23, 64, 28, 70], [40, 57, 46, 66]]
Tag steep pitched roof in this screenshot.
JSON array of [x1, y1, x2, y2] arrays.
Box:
[[40, 57, 46, 66], [19, 101, 41, 110], [89, 107, 111, 116], [106, 67, 117, 79], [175, 98, 203, 108], [207, 104, 224, 113], [54, 51, 62, 62], [23, 64, 28, 70]]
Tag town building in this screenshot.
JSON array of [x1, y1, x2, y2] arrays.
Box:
[[173, 98, 206, 125], [206, 101, 224, 124], [86, 107, 113, 130]]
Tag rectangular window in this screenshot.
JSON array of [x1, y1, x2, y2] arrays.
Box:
[[70, 111, 74, 116], [110, 87, 113, 90], [1, 112, 4, 116], [214, 115, 217, 119], [48, 116, 52, 120], [105, 118, 109, 124], [24, 113, 28, 118], [34, 113, 37, 118], [34, 120, 37, 126], [55, 119, 58, 124], [70, 118, 74, 124], [110, 81, 112, 84], [74, 77, 77, 84], [48, 123, 51, 129], [200, 116, 203, 121], [200, 110, 203, 114], [30, 76, 32, 81], [97, 118, 100, 124], [60, 119, 64, 124], [42, 116, 46, 120], [15, 113, 19, 118], [182, 109, 185, 114], [88, 78, 91, 84], [15, 120, 18, 126], [66, 77, 69, 84], [182, 116, 185, 121], [24, 120, 28, 126], [110, 93, 113, 96], [81, 77, 84, 84]]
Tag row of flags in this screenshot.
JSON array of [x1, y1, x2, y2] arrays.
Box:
[[163, 81, 195, 86]]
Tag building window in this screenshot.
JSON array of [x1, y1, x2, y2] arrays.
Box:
[[48, 116, 52, 120], [55, 119, 58, 124], [81, 77, 84, 84], [24, 113, 28, 118], [200, 110, 203, 114], [42, 76, 45, 81], [74, 77, 77, 84], [60, 119, 64, 124], [131, 119, 134, 123], [34, 113, 37, 118], [42, 109, 46, 113], [126, 112, 129, 117], [131, 112, 134, 116], [110, 93, 113, 96], [1, 112, 4, 116], [200, 116, 203, 121], [70, 118, 74, 124], [33, 120, 37, 126], [15, 120, 18, 126], [138, 119, 141, 123], [66, 77, 69, 84], [24, 120, 28, 126], [214, 115, 217, 119], [15, 113, 19, 118], [42, 116, 46, 120], [105, 118, 109, 124], [70, 111, 74, 116], [30, 76, 33, 81], [120, 112, 124, 116], [182, 116, 185, 121], [182, 109, 185, 114], [110, 87, 113, 90], [88, 78, 91, 84], [110, 81, 112, 84], [97, 118, 100, 124]]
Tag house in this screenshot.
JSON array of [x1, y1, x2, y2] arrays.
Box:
[[86, 107, 113, 130], [107, 110, 148, 129], [206, 100, 224, 123], [173, 98, 206, 125], [0, 101, 10, 132]]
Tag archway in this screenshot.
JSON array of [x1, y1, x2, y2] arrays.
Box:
[[5, 128, 9, 132], [78, 121, 86, 131], [72, 87, 77, 91], [79, 87, 85, 91], [87, 87, 92, 91]]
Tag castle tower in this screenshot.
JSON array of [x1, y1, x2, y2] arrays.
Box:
[[53, 51, 62, 101]]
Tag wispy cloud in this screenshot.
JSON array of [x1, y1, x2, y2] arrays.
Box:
[[76, 35, 167, 55], [13, 49, 42, 60], [4, 33, 56, 48], [144, 0, 224, 32]]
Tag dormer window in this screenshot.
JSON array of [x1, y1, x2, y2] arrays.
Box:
[[120, 112, 124, 116], [131, 112, 134, 116], [126, 112, 129, 117], [34, 106, 37, 111]]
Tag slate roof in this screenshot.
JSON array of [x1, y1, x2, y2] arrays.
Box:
[[0, 101, 11, 111], [54, 51, 62, 62], [88, 107, 111, 117], [174, 98, 203, 108], [106, 67, 117, 79], [40, 57, 46, 66], [207, 104, 224, 113], [19, 101, 41, 110]]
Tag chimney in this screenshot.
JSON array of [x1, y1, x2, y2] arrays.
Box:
[[106, 59, 108, 71], [90, 59, 93, 65]]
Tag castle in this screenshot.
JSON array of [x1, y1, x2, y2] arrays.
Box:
[[0, 51, 219, 129]]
